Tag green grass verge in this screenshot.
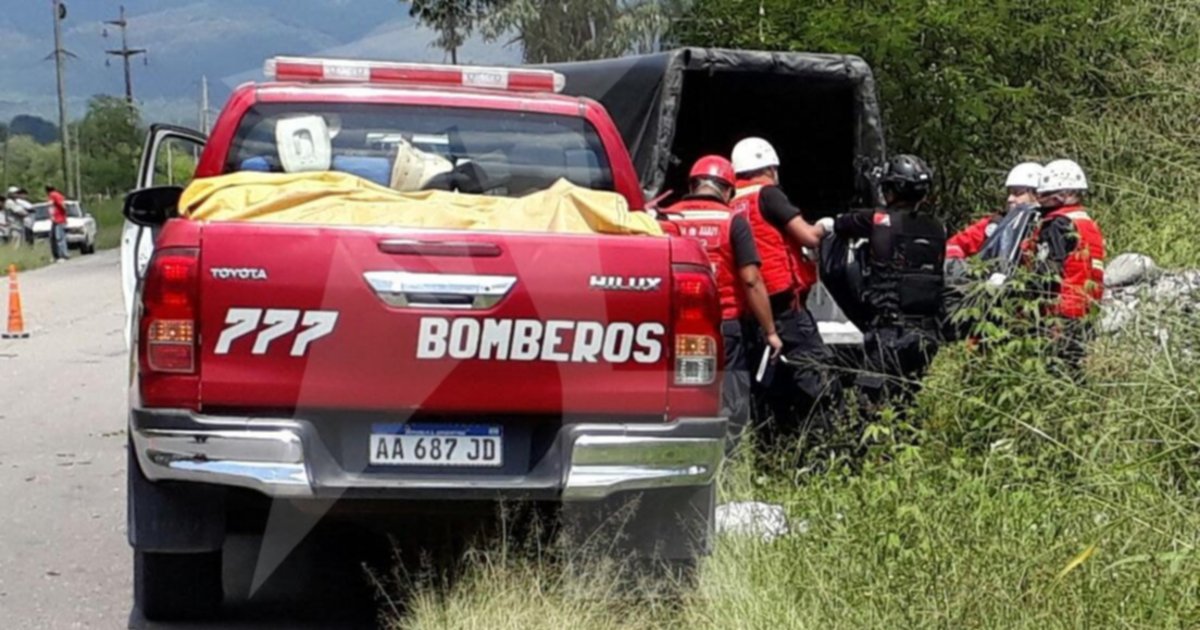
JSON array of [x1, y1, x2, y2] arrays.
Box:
[[380, 303, 1200, 629], [0, 197, 123, 272]]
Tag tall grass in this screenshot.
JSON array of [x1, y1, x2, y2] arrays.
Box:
[[1039, 2, 1200, 267], [381, 301, 1200, 629]]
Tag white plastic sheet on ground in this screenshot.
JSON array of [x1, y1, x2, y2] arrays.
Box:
[[714, 501, 791, 543]]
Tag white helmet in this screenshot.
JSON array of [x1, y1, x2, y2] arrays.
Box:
[[731, 137, 780, 174], [1004, 162, 1042, 190], [1037, 159, 1088, 194], [6, 186, 19, 195]]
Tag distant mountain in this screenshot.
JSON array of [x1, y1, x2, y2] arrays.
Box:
[[10, 115, 60, 144], [0, 0, 519, 126]]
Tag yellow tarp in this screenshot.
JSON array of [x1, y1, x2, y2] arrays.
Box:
[[179, 171, 663, 237]]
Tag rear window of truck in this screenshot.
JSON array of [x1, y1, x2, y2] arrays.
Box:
[[224, 103, 614, 197]]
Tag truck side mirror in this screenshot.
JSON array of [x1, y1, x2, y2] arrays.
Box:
[[124, 186, 183, 227]]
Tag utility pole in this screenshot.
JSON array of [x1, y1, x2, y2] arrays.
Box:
[[104, 5, 147, 103], [2, 125, 9, 189], [200, 75, 211, 134], [73, 131, 82, 199], [50, 0, 73, 197]]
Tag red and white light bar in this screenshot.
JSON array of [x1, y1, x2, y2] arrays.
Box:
[[264, 56, 566, 93]]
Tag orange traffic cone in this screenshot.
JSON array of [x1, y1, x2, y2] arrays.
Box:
[[3, 264, 29, 339]]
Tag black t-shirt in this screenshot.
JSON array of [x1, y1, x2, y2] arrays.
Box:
[[730, 213, 760, 268], [757, 186, 803, 233]]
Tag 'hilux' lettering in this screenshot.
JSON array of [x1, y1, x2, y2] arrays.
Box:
[[589, 276, 662, 292], [417, 318, 664, 364]]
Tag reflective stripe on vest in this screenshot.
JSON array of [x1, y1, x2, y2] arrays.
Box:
[[733, 182, 795, 296], [665, 198, 745, 320]]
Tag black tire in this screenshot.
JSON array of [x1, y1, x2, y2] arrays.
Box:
[[134, 549, 223, 621], [82, 239, 95, 255], [127, 440, 226, 620], [561, 483, 716, 564]]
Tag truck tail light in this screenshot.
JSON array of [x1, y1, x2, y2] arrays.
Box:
[[671, 265, 720, 386], [264, 56, 566, 93], [142, 249, 200, 374], [140, 247, 200, 388], [146, 320, 195, 372]]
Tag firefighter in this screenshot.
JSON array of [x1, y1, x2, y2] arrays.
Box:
[[664, 155, 783, 449], [823, 154, 946, 406], [1026, 159, 1105, 373], [728, 137, 836, 441], [946, 162, 1042, 260]]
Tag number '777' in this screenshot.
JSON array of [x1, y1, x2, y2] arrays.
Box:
[[214, 308, 338, 356]]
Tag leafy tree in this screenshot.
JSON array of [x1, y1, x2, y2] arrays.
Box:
[[405, 0, 496, 64], [2, 135, 64, 193], [667, 0, 1142, 223], [484, 0, 667, 63], [75, 96, 143, 195]]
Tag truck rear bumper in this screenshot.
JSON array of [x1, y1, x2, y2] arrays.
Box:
[[130, 409, 725, 501]]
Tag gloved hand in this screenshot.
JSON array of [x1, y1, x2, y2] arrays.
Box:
[[816, 217, 835, 236]]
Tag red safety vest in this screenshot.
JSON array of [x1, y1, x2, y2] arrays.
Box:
[[733, 179, 795, 298], [665, 197, 745, 320], [1025, 205, 1106, 320], [794, 255, 818, 305]]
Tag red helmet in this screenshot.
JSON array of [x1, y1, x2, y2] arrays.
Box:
[[689, 155, 735, 188]]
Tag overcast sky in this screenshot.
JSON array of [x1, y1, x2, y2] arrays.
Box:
[[0, 0, 518, 126]]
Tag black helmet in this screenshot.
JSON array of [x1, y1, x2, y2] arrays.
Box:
[[880, 154, 932, 204]]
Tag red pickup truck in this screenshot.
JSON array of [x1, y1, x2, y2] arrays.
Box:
[[123, 57, 726, 620]]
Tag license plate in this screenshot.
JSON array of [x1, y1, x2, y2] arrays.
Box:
[[369, 423, 502, 467]]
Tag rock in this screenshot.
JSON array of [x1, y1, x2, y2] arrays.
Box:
[[1099, 252, 1200, 338], [1105, 253, 1160, 288], [715, 501, 790, 543], [1100, 298, 1138, 334], [1152, 275, 1193, 302]]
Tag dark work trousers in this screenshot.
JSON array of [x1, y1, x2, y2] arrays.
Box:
[[1047, 318, 1091, 382], [747, 299, 842, 448], [855, 323, 940, 410], [721, 319, 751, 454]]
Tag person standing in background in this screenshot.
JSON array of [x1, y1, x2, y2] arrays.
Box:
[[3, 187, 30, 244], [46, 185, 69, 261]]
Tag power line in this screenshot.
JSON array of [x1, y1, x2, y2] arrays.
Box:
[[104, 5, 147, 103]]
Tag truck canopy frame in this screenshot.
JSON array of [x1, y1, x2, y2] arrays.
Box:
[[548, 47, 887, 216]]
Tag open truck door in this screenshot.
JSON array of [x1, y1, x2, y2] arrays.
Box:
[[122, 124, 206, 348]]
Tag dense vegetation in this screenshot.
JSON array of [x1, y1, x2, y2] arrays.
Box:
[[386, 1, 1200, 628], [668, 0, 1200, 267], [1, 96, 143, 199]]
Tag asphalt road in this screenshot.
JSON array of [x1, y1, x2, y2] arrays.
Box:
[[0, 251, 385, 629]]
